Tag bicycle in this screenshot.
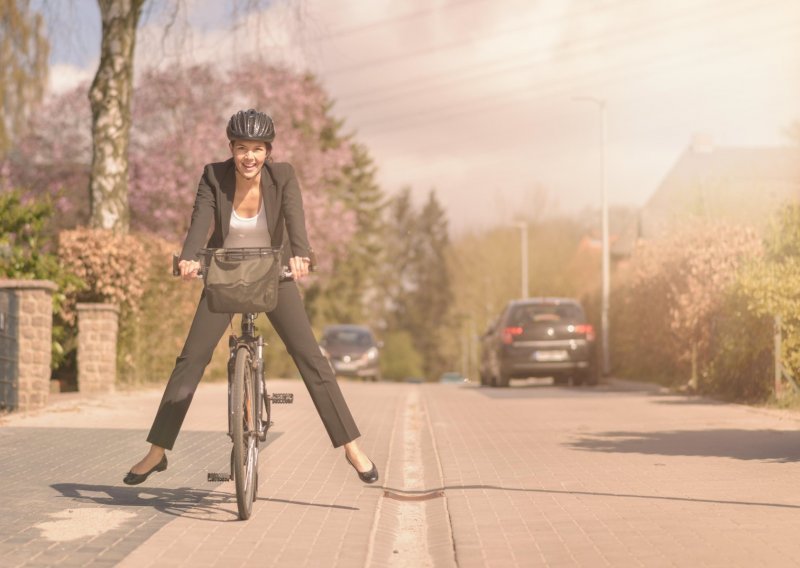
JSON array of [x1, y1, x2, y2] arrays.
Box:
[[173, 247, 295, 520]]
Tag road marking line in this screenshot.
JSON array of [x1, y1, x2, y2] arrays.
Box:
[[389, 388, 434, 567], [363, 391, 403, 567]]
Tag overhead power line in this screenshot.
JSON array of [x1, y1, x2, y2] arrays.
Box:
[[334, 0, 780, 111], [332, 0, 787, 111], [307, 0, 490, 42], [321, 0, 639, 76], [347, 17, 798, 137]]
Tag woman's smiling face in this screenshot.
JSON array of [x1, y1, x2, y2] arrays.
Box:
[[230, 139, 269, 180]]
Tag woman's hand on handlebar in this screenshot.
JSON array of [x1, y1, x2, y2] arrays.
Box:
[[178, 259, 201, 281], [289, 256, 311, 281]]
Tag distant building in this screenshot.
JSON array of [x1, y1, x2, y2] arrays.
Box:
[[639, 134, 800, 239]]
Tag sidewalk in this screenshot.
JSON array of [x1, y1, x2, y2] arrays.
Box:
[[4, 377, 800, 567]]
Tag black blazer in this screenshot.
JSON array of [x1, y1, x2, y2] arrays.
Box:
[[180, 158, 312, 266]]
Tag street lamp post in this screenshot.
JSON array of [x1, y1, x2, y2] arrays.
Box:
[[514, 221, 529, 298], [574, 96, 610, 376]]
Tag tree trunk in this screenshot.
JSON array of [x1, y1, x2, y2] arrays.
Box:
[[88, 0, 145, 234]]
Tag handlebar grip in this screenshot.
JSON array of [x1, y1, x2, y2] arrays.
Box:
[[173, 254, 204, 279]]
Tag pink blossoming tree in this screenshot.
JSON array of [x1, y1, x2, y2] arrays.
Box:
[[6, 60, 357, 274]]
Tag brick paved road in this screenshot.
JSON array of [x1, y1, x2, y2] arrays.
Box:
[[3, 377, 800, 567]]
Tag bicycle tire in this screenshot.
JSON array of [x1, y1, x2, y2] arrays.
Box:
[[232, 345, 258, 519]]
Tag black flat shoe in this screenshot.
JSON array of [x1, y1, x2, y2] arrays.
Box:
[[346, 454, 379, 484], [123, 455, 168, 486]]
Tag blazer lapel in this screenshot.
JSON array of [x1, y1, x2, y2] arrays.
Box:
[[261, 164, 279, 241], [219, 160, 236, 242]]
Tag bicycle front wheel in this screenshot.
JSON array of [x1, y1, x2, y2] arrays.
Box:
[[232, 345, 259, 520]]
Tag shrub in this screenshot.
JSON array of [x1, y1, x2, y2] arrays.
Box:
[[58, 228, 149, 321], [702, 282, 773, 401], [737, 256, 800, 383], [0, 190, 78, 369], [612, 223, 762, 388], [380, 331, 424, 381]]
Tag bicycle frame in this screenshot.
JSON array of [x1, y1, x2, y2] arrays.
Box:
[[187, 248, 294, 520], [226, 313, 267, 441]]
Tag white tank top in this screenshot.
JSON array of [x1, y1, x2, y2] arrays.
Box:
[[224, 203, 271, 248]]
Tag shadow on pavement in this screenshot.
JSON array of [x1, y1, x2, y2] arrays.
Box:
[[50, 482, 357, 520], [51, 483, 241, 521], [568, 429, 800, 462], [375, 484, 800, 510]]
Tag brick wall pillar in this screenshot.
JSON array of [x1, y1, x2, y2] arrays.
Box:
[[0, 279, 57, 412], [76, 303, 119, 394]]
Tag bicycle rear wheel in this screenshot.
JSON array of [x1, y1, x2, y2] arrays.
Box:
[[232, 345, 259, 519]]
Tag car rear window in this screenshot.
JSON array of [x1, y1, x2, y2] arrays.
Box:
[[508, 303, 584, 326], [323, 329, 374, 346]]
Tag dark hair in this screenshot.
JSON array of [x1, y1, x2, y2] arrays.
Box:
[[226, 109, 275, 143]]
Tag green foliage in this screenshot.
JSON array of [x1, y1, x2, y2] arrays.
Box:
[[735, 204, 800, 384], [611, 222, 762, 388], [764, 205, 800, 261], [380, 331, 424, 381], [702, 283, 773, 401], [0, 190, 76, 369], [409, 192, 452, 379], [0, 190, 55, 275], [611, 203, 800, 401], [380, 187, 419, 328], [610, 277, 682, 384], [379, 189, 453, 380], [311, 142, 385, 327]]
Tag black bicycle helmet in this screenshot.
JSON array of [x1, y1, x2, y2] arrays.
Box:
[[226, 109, 276, 143]]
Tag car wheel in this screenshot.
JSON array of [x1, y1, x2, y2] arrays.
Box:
[[498, 372, 511, 388], [553, 375, 569, 386], [583, 367, 599, 386]]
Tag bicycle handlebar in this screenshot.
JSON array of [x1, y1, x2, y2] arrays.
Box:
[[172, 251, 295, 281]]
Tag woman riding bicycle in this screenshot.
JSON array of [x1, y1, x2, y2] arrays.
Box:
[[124, 109, 378, 486]]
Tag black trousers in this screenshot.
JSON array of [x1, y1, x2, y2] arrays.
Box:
[[147, 280, 361, 450]]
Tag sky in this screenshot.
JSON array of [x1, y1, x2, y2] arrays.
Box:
[[37, 0, 800, 234]]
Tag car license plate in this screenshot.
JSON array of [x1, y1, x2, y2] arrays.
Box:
[[533, 350, 568, 362]]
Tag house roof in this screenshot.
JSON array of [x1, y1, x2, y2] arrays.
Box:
[[639, 142, 800, 239]]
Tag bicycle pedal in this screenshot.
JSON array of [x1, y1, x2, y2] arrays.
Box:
[[207, 473, 231, 482], [270, 393, 293, 404]]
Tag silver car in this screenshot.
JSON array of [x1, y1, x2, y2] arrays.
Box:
[[319, 324, 382, 382]]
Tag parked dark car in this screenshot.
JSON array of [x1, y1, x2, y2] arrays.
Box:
[[319, 324, 381, 382], [479, 298, 598, 387]]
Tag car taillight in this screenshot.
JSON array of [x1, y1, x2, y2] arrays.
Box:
[[574, 324, 595, 341], [502, 326, 523, 344]]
